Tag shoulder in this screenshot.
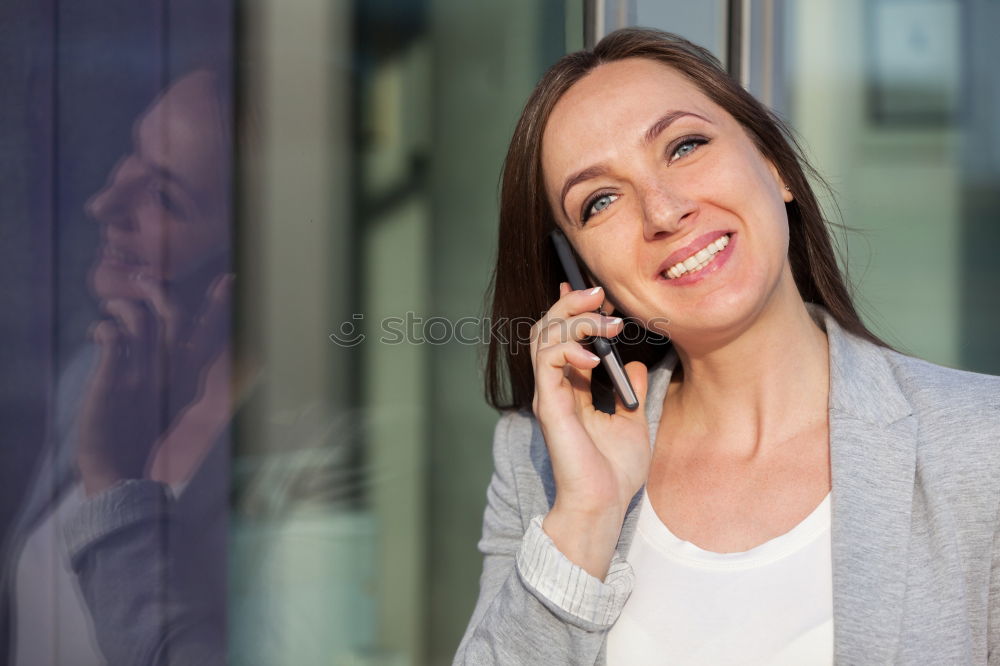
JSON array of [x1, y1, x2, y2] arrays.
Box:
[[492, 409, 537, 450], [822, 304, 999, 432], [881, 347, 1000, 425], [492, 408, 545, 462], [879, 347, 1000, 499], [491, 409, 556, 512]]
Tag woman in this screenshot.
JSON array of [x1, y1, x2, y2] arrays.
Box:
[[456, 28, 1000, 665], [6, 70, 234, 665]]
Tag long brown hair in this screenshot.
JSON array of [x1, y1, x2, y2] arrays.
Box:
[[484, 28, 887, 411]]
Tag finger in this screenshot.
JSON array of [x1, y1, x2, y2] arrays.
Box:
[[532, 285, 603, 359], [613, 360, 649, 417], [101, 299, 145, 340], [534, 341, 601, 398], [531, 285, 606, 349], [131, 276, 183, 347], [548, 285, 605, 321], [538, 312, 624, 350], [90, 319, 124, 384], [565, 359, 596, 412], [100, 299, 156, 381]]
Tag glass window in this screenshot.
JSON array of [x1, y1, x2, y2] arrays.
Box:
[[758, 0, 1000, 373], [233, 1, 575, 663]]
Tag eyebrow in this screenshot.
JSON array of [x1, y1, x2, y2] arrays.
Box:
[[132, 122, 201, 201], [559, 109, 711, 220], [559, 165, 609, 221], [145, 160, 197, 198], [642, 110, 710, 146]]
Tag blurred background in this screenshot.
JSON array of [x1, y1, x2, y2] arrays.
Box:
[[1, 0, 997, 664]]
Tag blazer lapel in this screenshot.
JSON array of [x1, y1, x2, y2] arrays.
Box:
[[821, 308, 917, 664], [829, 412, 916, 663]]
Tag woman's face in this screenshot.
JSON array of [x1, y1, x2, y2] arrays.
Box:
[[541, 58, 796, 349], [86, 70, 228, 303]]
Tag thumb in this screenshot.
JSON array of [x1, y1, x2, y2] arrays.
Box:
[[185, 273, 233, 358], [90, 319, 123, 384]]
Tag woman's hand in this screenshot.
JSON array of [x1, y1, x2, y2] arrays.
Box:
[[76, 273, 232, 495], [530, 283, 650, 578]]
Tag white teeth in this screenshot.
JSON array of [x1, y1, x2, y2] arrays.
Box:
[[662, 234, 730, 279]]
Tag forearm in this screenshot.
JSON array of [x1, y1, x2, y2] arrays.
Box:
[[65, 480, 225, 666], [455, 516, 633, 665], [542, 503, 627, 580], [456, 572, 606, 666]]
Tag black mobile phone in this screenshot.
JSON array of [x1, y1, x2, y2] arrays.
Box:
[[549, 230, 639, 411]]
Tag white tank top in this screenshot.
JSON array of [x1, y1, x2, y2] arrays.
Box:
[[606, 490, 834, 665]]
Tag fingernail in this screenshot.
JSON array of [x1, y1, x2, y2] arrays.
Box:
[[587, 352, 600, 362], [588, 286, 602, 295], [607, 317, 622, 325]]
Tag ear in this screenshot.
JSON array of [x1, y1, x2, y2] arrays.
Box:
[[781, 182, 794, 203], [768, 161, 794, 203]]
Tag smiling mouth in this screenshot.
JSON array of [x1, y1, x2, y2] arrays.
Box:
[[102, 246, 148, 267], [662, 234, 730, 279]]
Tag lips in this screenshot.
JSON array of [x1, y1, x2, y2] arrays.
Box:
[[655, 230, 733, 279], [101, 245, 148, 267]]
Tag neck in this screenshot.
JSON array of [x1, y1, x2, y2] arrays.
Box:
[[665, 277, 830, 458]]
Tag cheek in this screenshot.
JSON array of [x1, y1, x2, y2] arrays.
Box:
[[135, 203, 224, 260], [134, 202, 169, 238], [692, 152, 760, 202], [576, 227, 632, 277], [168, 218, 228, 275], [700, 152, 790, 243], [575, 236, 646, 314]]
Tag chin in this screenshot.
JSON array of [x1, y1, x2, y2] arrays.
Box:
[[668, 288, 773, 345]]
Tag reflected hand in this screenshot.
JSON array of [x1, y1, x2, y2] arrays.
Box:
[[77, 273, 233, 495]]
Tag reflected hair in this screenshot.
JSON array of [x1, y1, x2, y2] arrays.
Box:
[[483, 27, 889, 411]]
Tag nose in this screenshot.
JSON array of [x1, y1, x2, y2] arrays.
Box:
[[85, 156, 137, 229], [85, 185, 115, 224], [637, 181, 697, 241]]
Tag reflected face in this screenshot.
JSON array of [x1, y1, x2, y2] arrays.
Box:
[[87, 70, 228, 301], [541, 58, 795, 346]]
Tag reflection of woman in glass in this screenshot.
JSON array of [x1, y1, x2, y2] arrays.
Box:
[[458, 29, 999, 664], [10, 70, 233, 665], [79, 67, 231, 494], [79, 68, 232, 495]]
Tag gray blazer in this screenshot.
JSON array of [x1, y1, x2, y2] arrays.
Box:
[[455, 306, 1000, 665]]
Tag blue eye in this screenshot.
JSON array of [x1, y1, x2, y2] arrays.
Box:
[[669, 136, 709, 163], [582, 193, 619, 223], [673, 142, 696, 159]]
